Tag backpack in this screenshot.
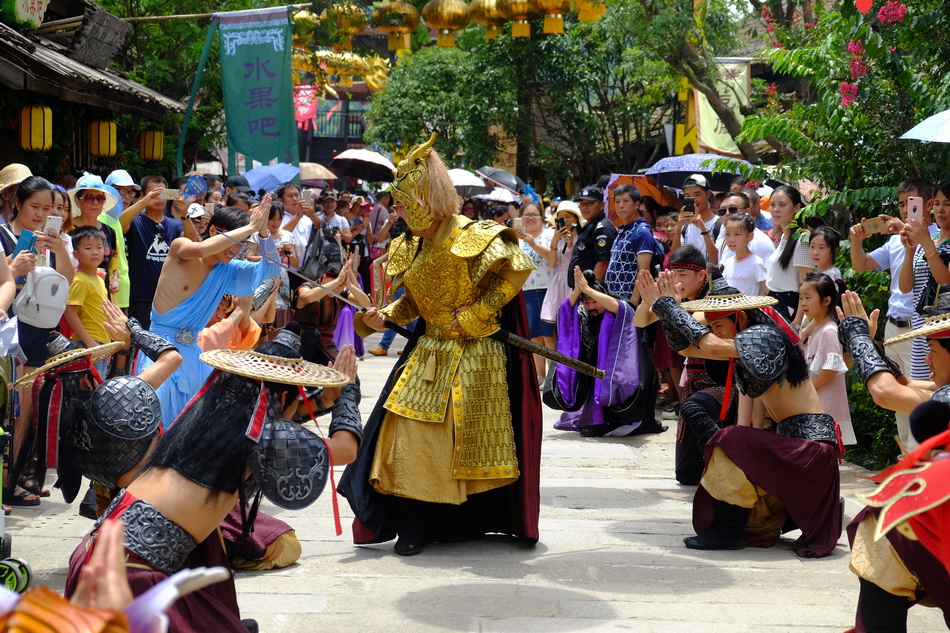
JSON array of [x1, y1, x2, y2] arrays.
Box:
[[13, 266, 69, 328], [300, 225, 343, 281]]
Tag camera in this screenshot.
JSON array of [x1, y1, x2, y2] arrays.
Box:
[[555, 217, 565, 230]]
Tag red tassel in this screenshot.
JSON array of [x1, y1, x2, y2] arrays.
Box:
[[834, 421, 844, 464], [298, 385, 342, 536], [244, 382, 268, 442], [719, 358, 735, 420]]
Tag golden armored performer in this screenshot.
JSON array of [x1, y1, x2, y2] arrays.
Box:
[[339, 134, 544, 556]]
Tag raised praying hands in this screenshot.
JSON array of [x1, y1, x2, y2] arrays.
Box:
[[835, 290, 880, 339], [102, 300, 132, 349]]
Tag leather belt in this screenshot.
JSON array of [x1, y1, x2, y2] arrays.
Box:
[[888, 316, 913, 328]]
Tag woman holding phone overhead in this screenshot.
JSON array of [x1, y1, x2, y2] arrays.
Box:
[[0, 176, 71, 508]]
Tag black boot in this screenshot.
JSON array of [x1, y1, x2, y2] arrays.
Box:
[[78, 485, 97, 520], [393, 498, 428, 556], [857, 578, 912, 633], [684, 500, 748, 550]]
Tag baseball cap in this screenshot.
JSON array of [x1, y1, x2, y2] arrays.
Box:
[[682, 174, 710, 190], [574, 186, 604, 202], [225, 175, 253, 194], [105, 169, 140, 190]]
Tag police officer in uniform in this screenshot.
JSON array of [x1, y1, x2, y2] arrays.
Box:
[[568, 186, 617, 288]]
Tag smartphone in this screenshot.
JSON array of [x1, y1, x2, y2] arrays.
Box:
[[12, 230, 36, 257], [861, 217, 886, 235], [204, 203, 215, 214], [555, 217, 565, 230], [302, 190, 312, 206], [159, 189, 180, 200], [683, 196, 695, 215], [44, 215, 63, 236], [907, 196, 925, 225], [512, 217, 523, 231]]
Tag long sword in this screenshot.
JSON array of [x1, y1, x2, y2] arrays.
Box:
[[231, 234, 605, 379]]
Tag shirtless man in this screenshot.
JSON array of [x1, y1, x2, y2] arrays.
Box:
[[138, 200, 282, 426], [66, 331, 362, 632], [637, 269, 842, 558]]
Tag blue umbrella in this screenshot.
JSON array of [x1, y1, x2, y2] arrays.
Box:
[[901, 110, 950, 143], [645, 153, 754, 190], [243, 163, 301, 193]]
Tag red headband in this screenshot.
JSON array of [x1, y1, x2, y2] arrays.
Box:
[[670, 262, 706, 272], [927, 329, 950, 340]]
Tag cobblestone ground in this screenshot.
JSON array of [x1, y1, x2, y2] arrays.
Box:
[[6, 332, 944, 632]]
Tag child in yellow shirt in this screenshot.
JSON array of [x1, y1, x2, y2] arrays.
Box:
[[64, 226, 111, 376]]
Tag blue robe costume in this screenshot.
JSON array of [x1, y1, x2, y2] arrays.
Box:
[[136, 239, 281, 428]]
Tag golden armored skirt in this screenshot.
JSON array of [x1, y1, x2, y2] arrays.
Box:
[[370, 335, 520, 505]]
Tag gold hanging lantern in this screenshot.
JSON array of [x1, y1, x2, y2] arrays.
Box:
[[573, 0, 605, 22], [140, 130, 164, 162], [324, 3, 367, 51], [90, 120, 117, 158], [19, 105, 52, 153], [537, 0, 571, 33], [470, 0, 507, 41], [422, 0, 470, 47], [499, 0, 540, 38], [372, 1, 421, 52]]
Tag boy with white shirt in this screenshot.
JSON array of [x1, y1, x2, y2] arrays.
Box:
[[672, 175, 720, 264]]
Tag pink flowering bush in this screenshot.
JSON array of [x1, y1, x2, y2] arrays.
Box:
[[877, 1, 907, 25], [839, 81, 859, 107]]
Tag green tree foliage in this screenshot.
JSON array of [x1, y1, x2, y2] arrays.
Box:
[[364, 46, 510, 169], [365, 7, 683, 189], [739, 1, 950, 217]]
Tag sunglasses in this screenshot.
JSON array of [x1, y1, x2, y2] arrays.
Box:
[[80, 194, 107, 203], [723, 205, 749, 214]]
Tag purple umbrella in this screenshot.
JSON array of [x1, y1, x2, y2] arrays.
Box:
[[645, 153, 755, 191]]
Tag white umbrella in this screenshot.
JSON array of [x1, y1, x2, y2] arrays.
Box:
[[448, 169, 492, 197], [474, 187, 518, 203], [901, 109, 950, 143]]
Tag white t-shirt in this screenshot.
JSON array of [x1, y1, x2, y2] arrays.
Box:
[[765, 234, 812, 293], [281, 211, 313, 272], [682, 215, 720, 260], [520, 228, 555, 292], [722, 253, 767, 296], [322, 214, 349, 234], [716, 228, 775, 264]]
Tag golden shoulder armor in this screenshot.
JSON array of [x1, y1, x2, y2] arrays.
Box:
[[450, 220, 518, 258], [385, 234, 420, 276]]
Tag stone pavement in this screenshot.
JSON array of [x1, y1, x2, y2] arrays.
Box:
[[5, 331, 944, 632]]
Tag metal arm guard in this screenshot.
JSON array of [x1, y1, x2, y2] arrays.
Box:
[[328, 382, 363, 448], [733, 325, 787, 398], [128, 318, 178, 362], [839, 316, 896, 385], [660, 322, 691, 353], [252, 278, 277, 312], [652, 296, 711, 349]]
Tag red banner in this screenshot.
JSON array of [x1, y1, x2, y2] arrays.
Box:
[[293, 85, 319, 130]]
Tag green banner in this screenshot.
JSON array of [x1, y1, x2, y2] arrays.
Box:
[[216, 7, 297, 166]]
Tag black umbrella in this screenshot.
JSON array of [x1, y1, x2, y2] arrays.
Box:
[[329, 149, 396, 182], [476, 166, 526, 193]]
